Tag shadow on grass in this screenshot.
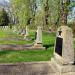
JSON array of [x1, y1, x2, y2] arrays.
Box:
[[43, 44, 54, 50], [32, 38, 35, 41]]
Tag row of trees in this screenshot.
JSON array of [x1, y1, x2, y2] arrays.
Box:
[[11, 0, 59, 29], [11, 0, 75, 30], [0, 0, 74, 28]]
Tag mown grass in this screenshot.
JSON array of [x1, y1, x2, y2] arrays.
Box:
[[0, 47, 54, 63], [0, 29, 33, 44], [0, 28, 55, 63], [0, 29, 55, 45], [2, 28, 75, 63], [0, 28, 75, 63]]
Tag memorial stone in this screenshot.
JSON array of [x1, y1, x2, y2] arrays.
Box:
[[51, 26, 75, 75], [24, 26, 29, 39], [34, 26, 44, 49], [54, 26, 74, 64]]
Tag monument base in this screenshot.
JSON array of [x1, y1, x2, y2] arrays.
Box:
[[24, 35, 28, 39], [54, 53, 74, 65], [33, 43, 45, 50], [51, 58, 75, 75]]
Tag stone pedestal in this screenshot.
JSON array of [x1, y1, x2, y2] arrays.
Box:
[[51, 26, 75, 75], [51, 58, 75, 75]]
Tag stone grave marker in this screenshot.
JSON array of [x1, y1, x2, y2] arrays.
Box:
[[35, 31, 37, 40], [3, 26, 5, 29], [4, 26, 8, 30], [55, 26, 74, 64], [24, 26, 29, 39], [21, 29, 26, 35], [0, 26, 2, 29], [18, 29, 23, 34], [13, 26, 17, 33], [51, 26, 75, 74], [25, 26, 29, 36], [34, 26, 45, 49]]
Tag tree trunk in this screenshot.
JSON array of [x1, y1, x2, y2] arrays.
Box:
[[60, 0, 68, 26], [44, 0, 49, 26]]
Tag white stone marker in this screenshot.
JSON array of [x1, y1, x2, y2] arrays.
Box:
[[21, 29, 25, 35], [13, 26, 17, 33], [25, 26, 29, 36], [34, 26, 43, 47], [5, 26, 8, 30], [24, 26, 29, 39]]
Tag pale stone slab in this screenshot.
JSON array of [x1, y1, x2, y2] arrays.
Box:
[[51, 26, 75, 75], [54, 26, 74, 65]]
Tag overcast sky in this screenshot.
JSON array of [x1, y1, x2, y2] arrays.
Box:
[[0, 0, 9, 3]]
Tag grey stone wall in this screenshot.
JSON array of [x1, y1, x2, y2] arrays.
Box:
[[0, 61, 74, 75], [0, 61, 54, 75]]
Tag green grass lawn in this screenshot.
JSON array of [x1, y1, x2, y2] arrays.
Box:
[[0, 29, 55, 45], [0, 29, 33, 44], [0, 28, 74, 63], [0, 47, 54, 63], [0, 28, 55, 63]]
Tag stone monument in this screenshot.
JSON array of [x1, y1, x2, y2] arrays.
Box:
[[13, 26, 17, 33], [21, 29, 26, 35], [25, 26, 29, 36], [4, 26, 8, 30], [34, 26, 45, 49], [24, 26, 29, 39], [51, 26, 75, 75]]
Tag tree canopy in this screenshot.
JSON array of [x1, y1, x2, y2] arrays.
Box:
[[10, 0, 75, 29]]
